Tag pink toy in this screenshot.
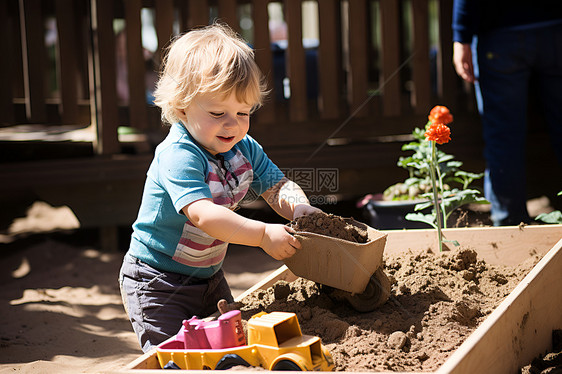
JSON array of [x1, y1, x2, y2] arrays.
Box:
[[159, 310, 246, 350]]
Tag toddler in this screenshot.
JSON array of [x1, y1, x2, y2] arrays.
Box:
[[119, 23, 321, 352]]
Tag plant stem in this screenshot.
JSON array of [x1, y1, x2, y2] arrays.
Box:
[[429, 141, 443, 252], [434, 148, 447, 229]]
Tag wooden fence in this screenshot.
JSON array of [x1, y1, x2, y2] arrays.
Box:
[[1, 0, 493, 234]]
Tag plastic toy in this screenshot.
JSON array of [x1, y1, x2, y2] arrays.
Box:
[[156, 310, 334, 371], [172, 310, 246, 350]]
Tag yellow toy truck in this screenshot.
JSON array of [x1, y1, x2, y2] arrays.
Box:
[[156, 310, 334, 371]]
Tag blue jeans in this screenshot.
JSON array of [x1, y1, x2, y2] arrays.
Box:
[[118, 254, 234, 352], [473, 22, 562, 226]]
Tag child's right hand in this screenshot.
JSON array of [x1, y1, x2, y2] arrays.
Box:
[[259, 224, 301, 260]]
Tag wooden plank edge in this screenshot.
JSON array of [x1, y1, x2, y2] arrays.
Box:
[[383, 224, 562, 266], [234, 265, 298, 302], [121, 347, 160, 371], [119, 227, 562, 372], [437, 238, 562, 374]]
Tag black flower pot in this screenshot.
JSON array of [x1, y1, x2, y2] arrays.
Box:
[[361, 195, 432, 230]]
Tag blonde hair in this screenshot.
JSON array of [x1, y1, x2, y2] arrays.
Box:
[[153, 23, 268, 125]]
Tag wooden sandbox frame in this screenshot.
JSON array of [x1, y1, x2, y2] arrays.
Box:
[[122, 225, 562, 374]]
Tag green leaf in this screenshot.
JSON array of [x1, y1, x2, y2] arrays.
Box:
[[412, 127, 427, 140], [535, 211, 562, 224], [443, 239, 460, 247], [402, 143, 422, 151], [405, 213, 437, 229], [441, 191, 488, 219], [453, 170, 485, 189], [414, 200, 434, 211], [437, 154, 455, 163], [455, 170, 484, 180]]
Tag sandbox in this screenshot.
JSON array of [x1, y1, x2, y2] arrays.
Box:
[[122, 224, 562, 373]]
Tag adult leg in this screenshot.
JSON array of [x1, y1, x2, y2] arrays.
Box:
[[532, 23, 562, 210], [475, 31, 532, 226], [534, 24, 562, 164]]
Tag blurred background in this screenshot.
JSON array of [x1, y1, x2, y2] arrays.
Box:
[[1, 0, 560, 249]]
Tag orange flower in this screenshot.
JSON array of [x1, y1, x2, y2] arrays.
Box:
[[425, 123, 451, 144], [428, 105, 453, 125]]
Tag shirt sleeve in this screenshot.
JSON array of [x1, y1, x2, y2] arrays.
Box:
[[238, 135, 285, 196], [156, 143, 213, 213], [452, 0, 479, 43]]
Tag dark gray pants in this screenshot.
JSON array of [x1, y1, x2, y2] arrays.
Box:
[[118, 253, 233, 352]]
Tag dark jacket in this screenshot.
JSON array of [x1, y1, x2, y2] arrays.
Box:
[[452, 0, 562, 43]]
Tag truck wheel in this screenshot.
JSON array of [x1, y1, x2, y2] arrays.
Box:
[[319, 268, 391, 312], [215, 354, 251, 370], [272, 359, 302, 371], [345, 268, 391, 312], [163, 360, 181, 369]]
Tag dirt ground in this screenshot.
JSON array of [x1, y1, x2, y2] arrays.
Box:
[[237, 211, 542, 371], [0, 198, 555, 373], [520, 330, 562, 374], [0, 202, 283, 373]]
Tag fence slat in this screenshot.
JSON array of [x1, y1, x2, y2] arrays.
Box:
[[2, 0, 479, 147], [0, 0, 15, 125], [177, 0, 188, 33], [437, 0, 456, 108], [410, 0, 431, 114], [218, 0, 239, 32], [155, 0, 174, 58], [187, 0, 209, 29], [347, 0, 369, 117], [317, 0, 340, 119], [252, 0, 275, 123], [124, 0, 147, 130], [19, 0, 47, 122], [284, 0, 307, 122], [55, 0, 80, 124], [11, 0, 25, 100], [90, 0, 120, 154], [75, 0, 90, 103], [379, 0, 402, 116]]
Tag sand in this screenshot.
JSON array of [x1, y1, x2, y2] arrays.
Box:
[[234, 213, 541, 372], [0, 202, 282, 373], [237, 250, 540, 372], [0, 199, 553, 373]]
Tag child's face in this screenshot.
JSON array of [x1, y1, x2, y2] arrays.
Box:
[[179, 93, 253, 155]]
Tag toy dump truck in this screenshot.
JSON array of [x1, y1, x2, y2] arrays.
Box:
[[156, 310, 334, 371]]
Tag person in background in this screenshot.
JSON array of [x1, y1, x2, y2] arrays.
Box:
[[452, 0, 562, 226], [119, 23, 322, 352]]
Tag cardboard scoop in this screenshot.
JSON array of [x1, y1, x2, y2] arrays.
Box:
[[283, 218, 387, 294]]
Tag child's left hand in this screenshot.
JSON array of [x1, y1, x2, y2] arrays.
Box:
[[293, 204, 323, 219]]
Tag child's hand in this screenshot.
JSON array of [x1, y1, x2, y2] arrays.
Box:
[[259, 224, 301, 260], [293, 204, 323, 219]]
